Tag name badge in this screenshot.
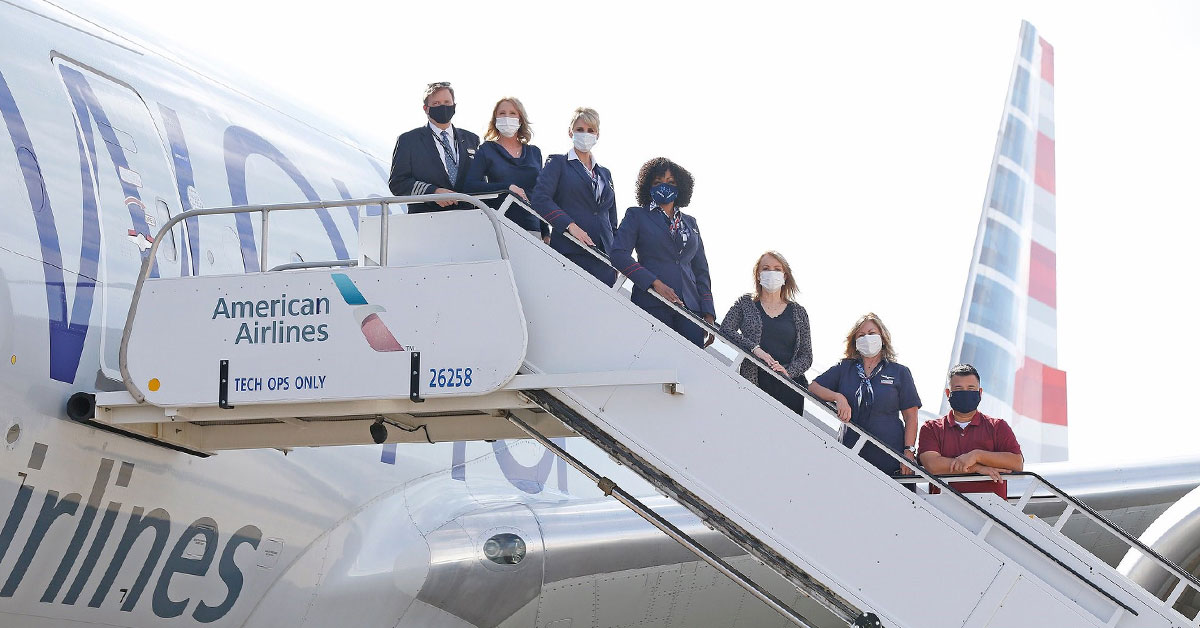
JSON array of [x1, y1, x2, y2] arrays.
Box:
[[880, 375, 895, 385]]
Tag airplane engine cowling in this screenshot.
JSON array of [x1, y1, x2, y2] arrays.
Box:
[[400, 503, 544, 628], [243, 492, 431, 627]]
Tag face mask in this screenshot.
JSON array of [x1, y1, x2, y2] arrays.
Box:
[[427, 103, 456, 125], [855, 334, 883, 358], [948, 389, 982, 414], [759, 270, 785, 291], [572, 132, 598, 152], [495, 116, 521, 137], [650, 183, 678, 206]]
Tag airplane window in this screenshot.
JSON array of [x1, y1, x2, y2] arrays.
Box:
[[968, 275, 1017, 340], [1000, 115, 1029, 170], [989, 165, 1025, 222], [1011, 67, 1031, 114], [961, 333, 1015, 404], [980, 220, 1020, 280]]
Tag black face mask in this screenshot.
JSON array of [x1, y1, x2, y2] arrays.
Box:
[[427, 104, 455, 125], [948, 389, 982, 414]]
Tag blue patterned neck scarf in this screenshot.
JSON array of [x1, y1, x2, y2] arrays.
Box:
[[652, 203, 691, 255], [854, 360, 885, 416]]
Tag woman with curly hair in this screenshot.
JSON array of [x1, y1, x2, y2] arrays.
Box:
[[719, 251, 812, 415], [610, 157, 715, 347], [809, 313, 922, 478]]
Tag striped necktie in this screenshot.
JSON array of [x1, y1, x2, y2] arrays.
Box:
[[585, 165, 600, 201], [437, 130, 458, 183]]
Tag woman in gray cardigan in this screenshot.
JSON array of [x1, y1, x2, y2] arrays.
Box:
[[719, 251, 813, 414]]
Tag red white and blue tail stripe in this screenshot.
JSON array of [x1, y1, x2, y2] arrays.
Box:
[[945, 21, 1066, 462]]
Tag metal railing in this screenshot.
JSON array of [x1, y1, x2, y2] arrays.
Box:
[[495, 194, 1146, 617], [117, 193, 508, 404], [115, 191, 1192, 619], [895, 470, 1200, 617]]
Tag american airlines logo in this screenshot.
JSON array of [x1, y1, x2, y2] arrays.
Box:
[[330, 272, 409, 352], [0, 444, 266, 622]]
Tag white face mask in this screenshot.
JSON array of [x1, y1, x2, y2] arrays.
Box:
[[758, 270, 785, 291], [572, 132, 598, 152], [855, 333, 883, 358], [495, 117, 521, 137]]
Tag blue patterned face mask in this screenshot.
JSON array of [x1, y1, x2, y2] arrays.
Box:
[[650, 183, 678, 205]]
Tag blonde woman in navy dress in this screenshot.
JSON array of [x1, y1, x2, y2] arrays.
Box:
[[531, 107, 617, 284], [463, 97, 549, 241]]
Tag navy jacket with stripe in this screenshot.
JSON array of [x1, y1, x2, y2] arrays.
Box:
[[611, 205, 715, 317], [531, 154, 617, 258], [387, 124, 480, 214]]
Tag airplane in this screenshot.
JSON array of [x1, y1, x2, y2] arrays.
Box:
[[1, 1, 1199, 626]]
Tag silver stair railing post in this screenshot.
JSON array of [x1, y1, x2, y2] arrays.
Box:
[[379, 200, 389, 266], [259, 208, 270, 271]]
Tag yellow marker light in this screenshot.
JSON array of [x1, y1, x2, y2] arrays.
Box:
[[9, 355, 14, 365], [148, 378, 161, 392]]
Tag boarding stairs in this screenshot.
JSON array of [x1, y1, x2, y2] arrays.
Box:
[[72, 194, 1200, 628]]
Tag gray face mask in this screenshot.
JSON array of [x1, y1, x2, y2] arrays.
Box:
[[855, 334, 883, 358]]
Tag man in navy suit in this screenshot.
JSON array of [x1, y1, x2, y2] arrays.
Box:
[[388, 82, 480, 214]]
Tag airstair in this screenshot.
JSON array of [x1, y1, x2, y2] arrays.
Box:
[[71, 194, 1200, 628]]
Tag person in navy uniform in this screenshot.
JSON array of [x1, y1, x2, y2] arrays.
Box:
[[810, 313, 922, 478], [463, 96, 548, 241], [531, 107, 617, 284], [610, 157, 715, 347], [388, 81, 480, 214]]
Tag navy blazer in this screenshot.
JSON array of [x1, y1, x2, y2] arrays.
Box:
[[388, 124, 480, 214], [611, 206, 715, 317], [463, 141, 547, 235], [531, 154, 617, 258]]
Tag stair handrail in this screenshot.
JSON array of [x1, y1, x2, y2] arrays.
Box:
[[497, 194, 1144, 616], [897, 470, 1200, 610], [118, 193, 507, 404]]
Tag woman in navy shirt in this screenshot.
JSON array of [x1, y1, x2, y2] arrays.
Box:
[[810, 313, 921, 476], [463, 97, 548, 241], [610, 157, 715, 347], [531, 107, 617, 285]]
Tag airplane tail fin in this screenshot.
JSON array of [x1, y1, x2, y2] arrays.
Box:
[[945, 21, 1066, 462]]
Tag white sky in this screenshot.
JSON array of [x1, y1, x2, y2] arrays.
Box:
[[77, 0, 1200, 464]]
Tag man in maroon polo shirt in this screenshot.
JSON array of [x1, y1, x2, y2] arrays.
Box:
[[917, 364, 1023, 498]]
